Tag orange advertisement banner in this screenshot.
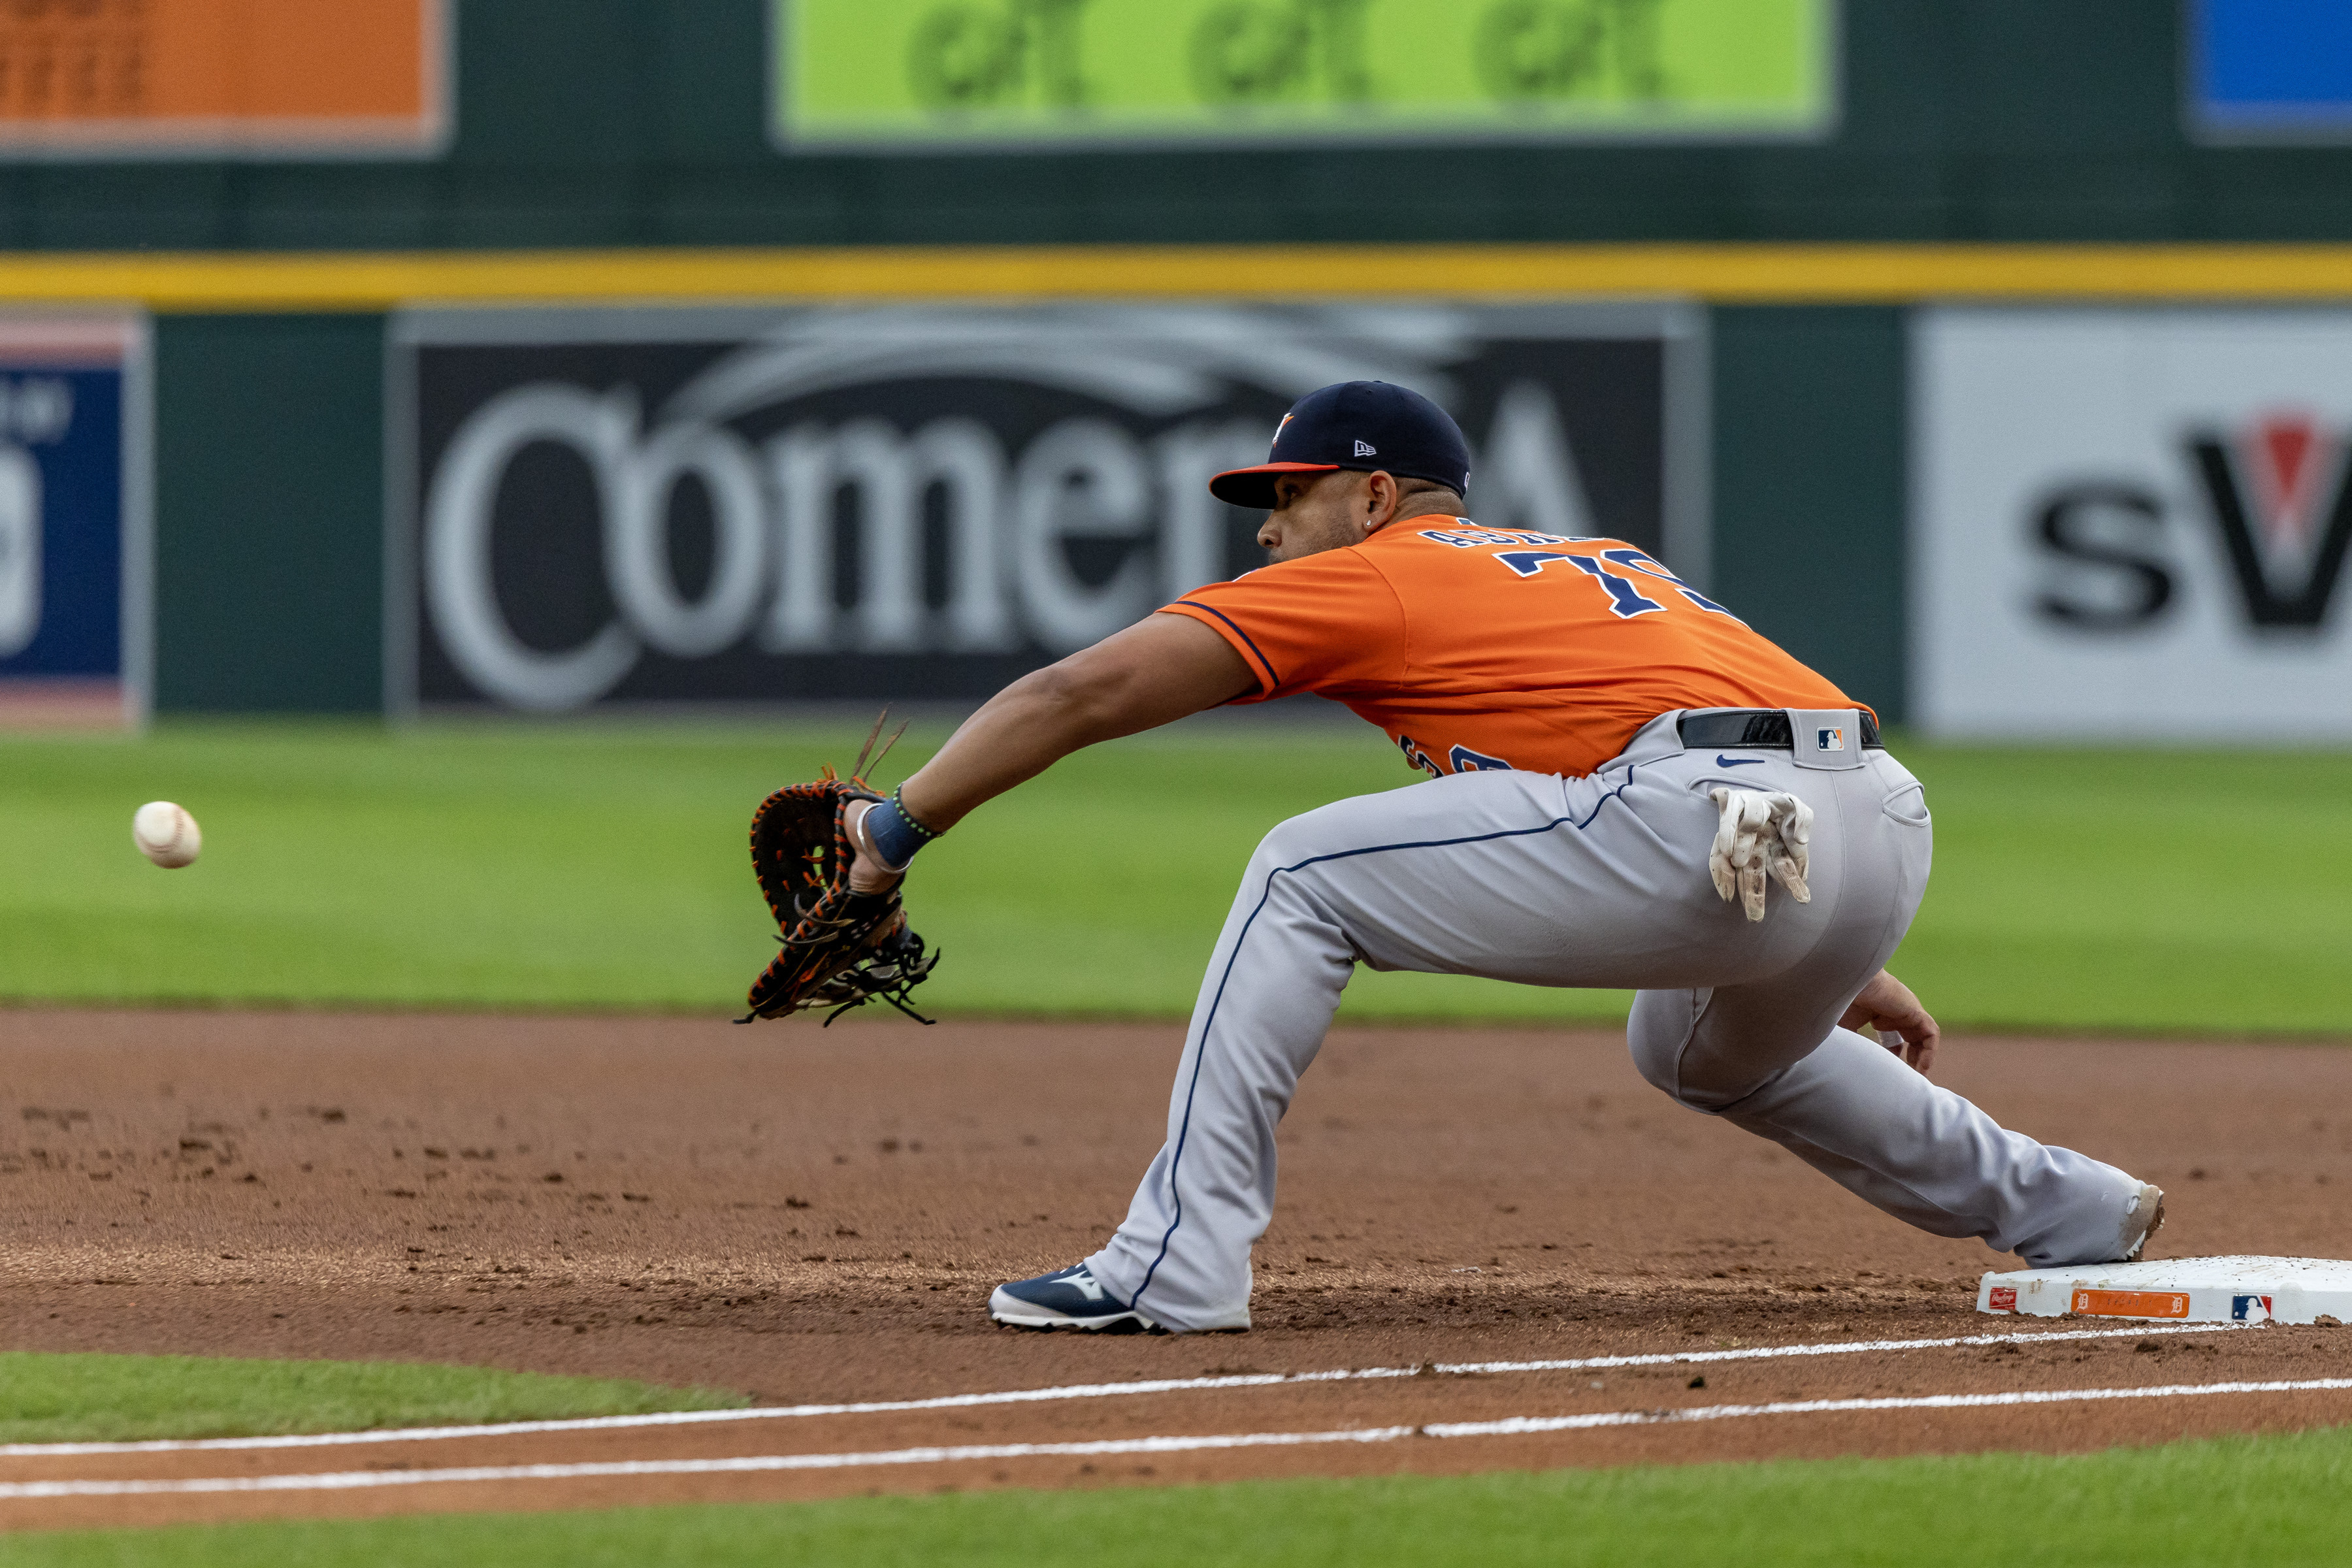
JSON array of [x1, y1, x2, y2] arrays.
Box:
[[0, 0, 446, 156]]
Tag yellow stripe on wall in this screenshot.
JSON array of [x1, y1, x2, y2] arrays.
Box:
[[9, 244, 2352, 310]]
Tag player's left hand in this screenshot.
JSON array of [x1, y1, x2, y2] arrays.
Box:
[[844, 799, 904, 896], [1842, 970, 1939, 1075]]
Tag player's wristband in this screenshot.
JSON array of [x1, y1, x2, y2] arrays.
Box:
[[864, 788, 941, 872]]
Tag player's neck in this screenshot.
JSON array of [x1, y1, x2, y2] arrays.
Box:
[[1369, 506, 1466, 537]]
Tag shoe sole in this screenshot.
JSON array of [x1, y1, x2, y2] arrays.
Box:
[[987, 1286, 1158, 1333], [988, 1308, 1158, 1333]]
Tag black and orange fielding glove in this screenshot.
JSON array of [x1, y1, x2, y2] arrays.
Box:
[[740, 726, 939, 1025]]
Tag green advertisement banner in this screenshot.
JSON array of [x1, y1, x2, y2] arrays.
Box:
[[774, 0, 1835, 150]]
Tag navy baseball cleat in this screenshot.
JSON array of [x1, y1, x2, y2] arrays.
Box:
[[988, 1263, 1160, 1333]]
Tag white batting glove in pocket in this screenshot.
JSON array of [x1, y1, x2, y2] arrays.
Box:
[[1707, 787, 1813, 922]]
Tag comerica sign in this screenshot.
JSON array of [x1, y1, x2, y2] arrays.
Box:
[[391, 304, 1701, 713]]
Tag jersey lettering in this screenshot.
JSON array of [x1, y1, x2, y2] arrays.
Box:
[[1447, 743, 1514, 772], [1563, 555, 1667, 617], [1494, 550, 1665, 618], [1396, 733, 1443, 778], [1397, 734, 1514, 776], [1492, 546, 1740, 623], [1599, 547, 1742, 621], [1420, 527, 1590, 549]]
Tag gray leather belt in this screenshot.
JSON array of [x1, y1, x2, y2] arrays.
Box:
[[1677, 709, 1883, 751]]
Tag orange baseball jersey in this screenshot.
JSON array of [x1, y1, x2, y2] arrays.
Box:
[[1162, 519, 1862, 779]]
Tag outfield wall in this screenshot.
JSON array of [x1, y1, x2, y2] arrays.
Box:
[[24, 266, 2352, 736], [6, 0, 2350, 730], [114, 278, 2352, 735]]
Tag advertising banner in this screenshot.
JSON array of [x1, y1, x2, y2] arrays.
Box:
[[390, 303, 1705, 714], [1913, 308, 2352, 740], [0, 315, 149, 729], [774, 0, 1834, 150], [0, 0, 447, 158]]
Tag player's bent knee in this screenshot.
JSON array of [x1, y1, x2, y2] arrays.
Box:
[[1625, 988, 1708, 1106]]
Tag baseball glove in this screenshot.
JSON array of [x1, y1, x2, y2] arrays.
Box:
[[740, 721, 939, 1025]]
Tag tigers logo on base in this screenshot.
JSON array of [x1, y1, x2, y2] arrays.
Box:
[[2071, 1288, 2190, 1318]]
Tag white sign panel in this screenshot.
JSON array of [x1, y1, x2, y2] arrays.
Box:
[[1914, 308, 2352, 740]]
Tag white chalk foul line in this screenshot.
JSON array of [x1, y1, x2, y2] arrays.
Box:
[[1428, 1377, 2352, 1438], [0, 1322, 2249, 1459], [5, 1376, 2347, 1500]]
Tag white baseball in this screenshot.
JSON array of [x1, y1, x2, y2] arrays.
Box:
[[133, 800, 201, 868]]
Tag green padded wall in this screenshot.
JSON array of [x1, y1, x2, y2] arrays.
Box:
[[1712, 308, 1908, 723], [152, 316, 385, 713]]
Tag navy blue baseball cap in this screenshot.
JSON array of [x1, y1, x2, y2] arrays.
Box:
[[1210, 381, 1471, 509]]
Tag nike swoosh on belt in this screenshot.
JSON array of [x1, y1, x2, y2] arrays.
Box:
[[1715, 755, 1769, 767]]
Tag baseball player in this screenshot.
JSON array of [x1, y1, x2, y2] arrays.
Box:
[[843, 380, 2165, 1334]]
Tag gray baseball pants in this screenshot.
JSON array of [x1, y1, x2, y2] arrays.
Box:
[[1085, 709, 2143, 1333]]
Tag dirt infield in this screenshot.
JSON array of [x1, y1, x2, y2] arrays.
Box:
[[1, 1007, 2347, 1529]]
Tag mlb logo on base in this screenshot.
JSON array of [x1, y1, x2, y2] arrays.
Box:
[[1816, 727, 1845, 752]]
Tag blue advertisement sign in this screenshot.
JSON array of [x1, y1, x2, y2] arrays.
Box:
[[0, 317, 148, 728], [2191, 0, 2352, 140]]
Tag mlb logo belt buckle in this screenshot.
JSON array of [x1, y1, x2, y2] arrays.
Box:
[[1788, 709, 1866, 771]]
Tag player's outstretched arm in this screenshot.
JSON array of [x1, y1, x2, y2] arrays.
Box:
[[845, 612, 1257, 892]]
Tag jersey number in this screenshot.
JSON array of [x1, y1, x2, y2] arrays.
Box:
[[1492, 548, 1737, 621]]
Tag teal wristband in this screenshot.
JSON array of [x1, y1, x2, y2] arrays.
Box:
[[866, 788, 941, 870]]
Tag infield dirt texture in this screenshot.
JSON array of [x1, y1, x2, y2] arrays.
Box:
[[3, 1007, 2346, 1530]]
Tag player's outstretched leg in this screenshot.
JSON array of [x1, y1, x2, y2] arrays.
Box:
[[1624, 742, 2157, 1269], [1633, 1002, 2151, 1266]]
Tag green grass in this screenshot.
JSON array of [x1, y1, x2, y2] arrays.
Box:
[[1880, 747, 2352, 1036], [0, 1352, 743, 1444], [0, 719, 2345, 1034], [8, 1424, 2352, 1565]]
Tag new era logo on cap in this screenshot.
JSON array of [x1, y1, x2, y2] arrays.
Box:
[[1354, 439, 1376, 456], [1817, 727, 1846, 752]]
